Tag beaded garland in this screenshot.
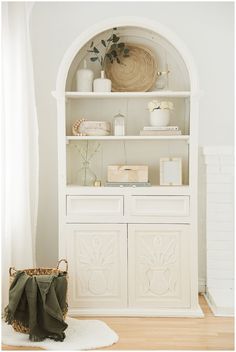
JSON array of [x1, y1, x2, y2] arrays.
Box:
[[72, 118, 87, 136]]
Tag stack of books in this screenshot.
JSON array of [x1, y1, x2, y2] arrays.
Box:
[[140, 126, 182, 136]]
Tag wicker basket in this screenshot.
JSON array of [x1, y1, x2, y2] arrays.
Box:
[[8, 259, 68, 334], [105, 43, 158, 92]]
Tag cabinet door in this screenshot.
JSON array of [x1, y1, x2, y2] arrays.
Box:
[[128, 224, 190, 308], [67, 224, 127, 308]]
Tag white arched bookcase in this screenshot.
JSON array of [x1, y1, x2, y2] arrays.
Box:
[[53, 17, 203, 317]]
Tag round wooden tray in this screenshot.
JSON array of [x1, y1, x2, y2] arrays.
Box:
[[105, 44, 158, 92]]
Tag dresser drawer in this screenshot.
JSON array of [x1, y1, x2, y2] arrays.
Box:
[[66, 195, 124, 222], [129, 196, 190, 218]]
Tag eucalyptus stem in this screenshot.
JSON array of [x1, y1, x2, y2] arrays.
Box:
[[102, 28, 115, 70], [87, 27, 129, 69]]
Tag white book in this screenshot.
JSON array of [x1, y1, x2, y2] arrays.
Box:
[[140, 130, 182, 136], [143, 126, 179, 131]]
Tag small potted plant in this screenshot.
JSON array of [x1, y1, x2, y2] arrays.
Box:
[[87, 28, 129, 92], [147, 100, 174, 126]]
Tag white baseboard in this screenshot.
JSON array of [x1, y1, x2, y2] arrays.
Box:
[[204, 288, 234, 317]]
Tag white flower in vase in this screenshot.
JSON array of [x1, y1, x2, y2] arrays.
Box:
[[147, 100, 174, 127]]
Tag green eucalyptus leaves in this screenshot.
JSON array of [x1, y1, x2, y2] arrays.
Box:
[[87, 28, 129, 69]]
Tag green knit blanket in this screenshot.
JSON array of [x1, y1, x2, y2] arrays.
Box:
[[4, 271, 68, 342]]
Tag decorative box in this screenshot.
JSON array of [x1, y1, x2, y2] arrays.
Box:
[[107, 165, 148, 183], [72, 120, 111, 136]]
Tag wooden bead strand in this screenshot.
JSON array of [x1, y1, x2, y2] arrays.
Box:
[[72, 118, 87, 136]]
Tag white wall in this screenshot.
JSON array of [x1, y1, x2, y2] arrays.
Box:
[[203, 146, 234, 315], [30, 2, 234, 286]]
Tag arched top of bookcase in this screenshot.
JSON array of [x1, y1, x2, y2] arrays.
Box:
[[56, 16, 199, 94]]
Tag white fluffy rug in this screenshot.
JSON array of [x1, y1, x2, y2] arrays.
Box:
[[2, 317, 119, 350]]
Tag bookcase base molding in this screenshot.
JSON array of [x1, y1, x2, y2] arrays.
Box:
[[68, 308, 204, 318]]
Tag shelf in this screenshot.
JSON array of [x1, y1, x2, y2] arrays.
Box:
[[65, 91, 191, 99], [66, 185, 191, 196], [67, 135, 190, 141]]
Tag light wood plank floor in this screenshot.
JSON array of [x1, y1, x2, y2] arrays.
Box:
[[2, 295, 234, 350]]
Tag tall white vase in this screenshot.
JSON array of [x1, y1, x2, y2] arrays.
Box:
[[76, 60, 94, 92], [93, 70, 112, 92], [150, 109, 170, 127]]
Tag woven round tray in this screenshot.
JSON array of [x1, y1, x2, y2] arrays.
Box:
[[105, 44, 158, 92], [8, 259, 68, 334]]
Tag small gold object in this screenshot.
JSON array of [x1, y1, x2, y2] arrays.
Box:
[[157, 70, 170, 76], [94, 180, 101, 187]]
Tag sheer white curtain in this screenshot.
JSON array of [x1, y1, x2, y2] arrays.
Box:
[[1, 2, 39, 309]]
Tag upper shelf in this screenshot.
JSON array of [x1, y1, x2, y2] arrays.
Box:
[[65, 91, 191, 99]]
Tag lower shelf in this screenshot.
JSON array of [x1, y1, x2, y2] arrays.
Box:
[[66, 185, 191, 195], [67, 135, 190, 141]]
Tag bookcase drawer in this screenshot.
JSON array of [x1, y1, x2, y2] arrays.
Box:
[[66, 195, 124, 222], [129, 196, 190, 218]]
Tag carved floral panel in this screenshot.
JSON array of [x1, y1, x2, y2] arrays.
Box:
[[136, 232, 180, 298], [73, 231, 122, 298]]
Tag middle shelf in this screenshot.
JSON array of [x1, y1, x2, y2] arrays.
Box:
[[66, 95, 190, 136]]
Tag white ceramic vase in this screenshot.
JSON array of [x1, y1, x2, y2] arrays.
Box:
[[76, 60, 94, 92], [93, 70, 112, 92], [150, 109, 170, 127]]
